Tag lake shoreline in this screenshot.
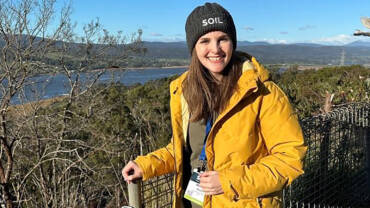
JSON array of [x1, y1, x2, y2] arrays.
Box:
[[74, 65, 188, 75], [103, 65, 188, 71], [32, 65, 188, 77], [125, 65, 188, 70]]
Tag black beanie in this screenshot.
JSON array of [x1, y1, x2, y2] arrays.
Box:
[[185, 2, 237, 54]]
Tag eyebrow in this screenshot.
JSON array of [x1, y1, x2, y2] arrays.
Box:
[[218, 34, 229, 39], [199, 35, 229, 41]]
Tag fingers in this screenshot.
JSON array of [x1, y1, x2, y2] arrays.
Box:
[[199, 171, 217, 185], [199, 171, 224, 195], [122, 161, 143, 184], [200, 184, 224, 196], [199, 171, 215, 178]]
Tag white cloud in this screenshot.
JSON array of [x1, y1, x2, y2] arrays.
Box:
[[143, 36, 184, 42], [150, 33, 163, 37], [145, 33, 185, 42], [298, 25, 316, 31], [161, 37, 185, 42], [244, 27, 254, 31], [260, 38, 289, 44], [310, 34, 370, 45]]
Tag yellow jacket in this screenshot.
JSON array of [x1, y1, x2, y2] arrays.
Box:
[[135, 57, 307, 208]]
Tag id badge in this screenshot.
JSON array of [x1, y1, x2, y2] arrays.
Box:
[[184, 170, 205, 206]]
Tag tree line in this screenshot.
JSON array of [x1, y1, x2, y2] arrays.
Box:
[[0, 0, 369, 207]]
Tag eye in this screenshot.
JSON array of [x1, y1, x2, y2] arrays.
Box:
[[219, 36, 230, 42], [199, 38, 209, 44]]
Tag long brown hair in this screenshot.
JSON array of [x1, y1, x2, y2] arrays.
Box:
[[182, 50, 248, 122]]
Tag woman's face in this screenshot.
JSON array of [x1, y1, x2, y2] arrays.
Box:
[[195, 31, 233, 80]]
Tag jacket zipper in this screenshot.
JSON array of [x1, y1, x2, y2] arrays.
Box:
[[173, 136, 177, 206], [257, 197, 262, 208], [172, 87, 179, 206]]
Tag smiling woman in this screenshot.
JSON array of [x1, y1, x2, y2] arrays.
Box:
[[122, 2, 306, 208], [194, 31, 233, 81]]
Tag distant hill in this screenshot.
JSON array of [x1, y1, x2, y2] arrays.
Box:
[[345, 40, 370, 47], [139, 41, 370, 65], [293, 43, 324, 47], [2, 36, 370, 69], [142, 41, 189, 59], [238, 41, 271, 46]]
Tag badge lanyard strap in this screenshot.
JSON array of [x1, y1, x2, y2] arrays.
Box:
[[199, 118, 213, 170]]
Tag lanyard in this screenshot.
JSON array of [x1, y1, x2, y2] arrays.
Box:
[[199, 118, 213, 163]]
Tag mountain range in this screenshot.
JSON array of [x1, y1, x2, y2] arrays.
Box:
[[140, 40, 370, 65], [1, 36, 369, 66]]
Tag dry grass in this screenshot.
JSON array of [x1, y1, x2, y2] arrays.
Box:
[[8, 96, 67, 116]]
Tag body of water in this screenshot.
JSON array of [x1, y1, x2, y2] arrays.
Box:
[[15, 67, 187, 104]]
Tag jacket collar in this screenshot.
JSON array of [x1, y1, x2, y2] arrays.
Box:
[[214, 57, 269, 123]]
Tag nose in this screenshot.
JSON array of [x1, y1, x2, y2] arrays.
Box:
[[209, 41, 221, 53]]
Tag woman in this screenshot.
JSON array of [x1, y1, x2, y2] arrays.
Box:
[[122, 3, 306, 208]]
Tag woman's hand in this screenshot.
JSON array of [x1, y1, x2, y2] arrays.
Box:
[[122, 161, 143, 184], [199, 171, 224, 195]]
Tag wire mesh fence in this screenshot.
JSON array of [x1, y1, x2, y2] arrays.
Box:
[[285, 102, 370, 208], [140, 174, 174, 208], [134, 102, 370, 208]]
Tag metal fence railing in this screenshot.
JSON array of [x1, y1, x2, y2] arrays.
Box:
[[140, 174, 174, 208], [284, 102, 370, 208], [128, 102, 370, 208]]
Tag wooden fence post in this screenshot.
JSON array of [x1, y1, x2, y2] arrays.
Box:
[[128, 180, 142, 208]]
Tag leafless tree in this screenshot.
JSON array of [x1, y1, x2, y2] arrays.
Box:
[[0, 0, 143, 207]]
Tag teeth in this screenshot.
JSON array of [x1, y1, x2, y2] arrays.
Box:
[[208, 57, 221, 61]]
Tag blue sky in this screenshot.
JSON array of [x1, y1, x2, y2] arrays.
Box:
[[68, 0, 370, 45]]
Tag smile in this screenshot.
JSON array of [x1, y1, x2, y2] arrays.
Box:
[[208, 56, 224, 61]]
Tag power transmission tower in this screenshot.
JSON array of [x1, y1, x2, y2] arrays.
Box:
[[340, 48, 345, 66]]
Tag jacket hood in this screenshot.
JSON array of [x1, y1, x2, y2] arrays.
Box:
[[249, 56, 270, 83]]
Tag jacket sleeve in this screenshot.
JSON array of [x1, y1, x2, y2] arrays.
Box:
[[134, 137, 176, 181], [218, 81, 307, 200]]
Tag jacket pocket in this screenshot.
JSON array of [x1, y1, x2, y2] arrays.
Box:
[[229, 182, 240, 202], [228, 184, 262, 208]]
